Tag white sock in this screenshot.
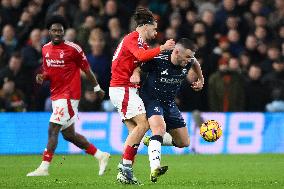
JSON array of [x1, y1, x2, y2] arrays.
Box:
[[122, 159, 132, 165], [148, 139, 161, 172], [94, 149, 104, 159], [39, 161, 50, 170], [163, 132, 173, 146]]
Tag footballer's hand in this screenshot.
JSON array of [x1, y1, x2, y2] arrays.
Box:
[[130, 72, 141, 84], [161, 39, 175, 51], [96, 89, 105, 100], [191, 79, 204, 91], [36, 74, 44, 85]]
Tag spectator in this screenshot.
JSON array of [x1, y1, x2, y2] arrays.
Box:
[[261, 44, 281, 73], [16, 10, 33, 47], [21, 29, 42, 71], [73, 0, 94, 29], [245, 64, 268, 111], [227, 29, 244, 57], [0, 78, 26, 112], [0, 43, 9, 69], [87, 28, 111, 98], [76, 15, 96, 53], [1, 25, 18, 57], [64, 28, 77, 42], [105, 17, 125, 56], [0, 53, 28, 94], [262, 57, 284, 103], [208, 57, 245, 112]]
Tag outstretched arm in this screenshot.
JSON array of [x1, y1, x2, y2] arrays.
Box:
[[190, 58, 204, 91], [131, 39, 175, 62]]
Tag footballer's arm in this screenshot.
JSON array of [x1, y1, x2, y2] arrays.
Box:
[[190, 58, 204, 91], [133, 39, 175, 62]]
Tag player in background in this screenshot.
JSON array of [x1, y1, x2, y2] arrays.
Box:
[[131, 38, 204, 182], [27, 15, 110, 177], [109, 7, 175, 184]]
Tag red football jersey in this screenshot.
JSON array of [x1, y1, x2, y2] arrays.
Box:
[[42, 41, 90, 100], [110, 31, 149, 87]]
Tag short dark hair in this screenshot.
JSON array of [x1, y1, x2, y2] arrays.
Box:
[[177, 38, 197, 51], [45, 15, 68, 30], [133, 7, 155, 26]]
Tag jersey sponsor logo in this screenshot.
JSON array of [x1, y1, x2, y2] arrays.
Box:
[[160, 77, 183, 84], [46, 59, 65, 67], [161, 69, 169, 75]]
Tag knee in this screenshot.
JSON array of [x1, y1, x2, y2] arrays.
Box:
[[175, 138, 190, 148], [152, 126, 166, 136], [138, 119, 150, 133]]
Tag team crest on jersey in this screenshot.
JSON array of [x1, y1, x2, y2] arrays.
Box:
[[45, 52, 49, 58], [182, 69, 187, 75], [60, 50, 64, 59]]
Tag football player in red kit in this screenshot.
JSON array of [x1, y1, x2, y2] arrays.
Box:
[[27, 15, 110, 177], [109, 8, 175, 184]]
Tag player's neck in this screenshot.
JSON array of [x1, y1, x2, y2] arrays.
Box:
[[51, 40, 64, 46], [135, 28, 146, 42], [170, 53, 178, 65]]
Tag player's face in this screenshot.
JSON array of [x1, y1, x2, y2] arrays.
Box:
[[49, 23, 64, 45], [145, 22, 158, 40], [177, 48, 195, 67]]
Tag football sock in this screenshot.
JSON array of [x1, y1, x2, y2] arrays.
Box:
[[122, 144, 138, 165], [40, 149, 53, 170], [162, 132, 174, 146], [85, 144, 98, 156], [148, 135, 162, 172]]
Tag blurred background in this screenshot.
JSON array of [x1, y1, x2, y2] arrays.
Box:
[[0, 0, 283, 155]]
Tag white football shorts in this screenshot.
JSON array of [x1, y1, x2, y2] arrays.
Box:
[[109, 87, 146, 120], [50, 99, 79, 130]]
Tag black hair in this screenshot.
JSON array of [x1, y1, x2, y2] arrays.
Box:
[[177, 38, 197, 51], [45, 15, 68, 30], [133, 7, 155, 26]]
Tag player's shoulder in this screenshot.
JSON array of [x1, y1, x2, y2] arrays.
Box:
[[154, 51, 171, 61], [124, 31, 140, 42], [64, 40, 82, 53], [42, 42, 52, 49]]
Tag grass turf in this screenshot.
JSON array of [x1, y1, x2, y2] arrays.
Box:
[[0, 154, 283, 189]]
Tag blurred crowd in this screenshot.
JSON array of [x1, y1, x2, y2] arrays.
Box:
[[0, 0, 283, 112]]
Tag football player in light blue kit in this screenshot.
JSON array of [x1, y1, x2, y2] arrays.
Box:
[[130, 38, 204, 182]]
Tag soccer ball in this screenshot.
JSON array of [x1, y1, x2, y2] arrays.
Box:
[[200, 120, 222, 142]]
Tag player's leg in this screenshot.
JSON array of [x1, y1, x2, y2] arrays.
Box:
[[61, 124, 110, 175], [144, 132, 174, 146], [110, 87, 151, 184], [168, 126, 190, 148], [121, 113, 149, 165], [26, 122, 62, 176], [148, 114, 168, 182]]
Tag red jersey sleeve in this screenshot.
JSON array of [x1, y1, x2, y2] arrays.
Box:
[[126, 34, 160, 62], [74, 47, 90, 72], [41, 49, 49, 80]]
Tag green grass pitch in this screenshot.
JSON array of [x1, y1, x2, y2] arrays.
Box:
[[0, 154, 283, 189]]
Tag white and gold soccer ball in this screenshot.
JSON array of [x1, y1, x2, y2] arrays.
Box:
[[200, 120, 222, 142]]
